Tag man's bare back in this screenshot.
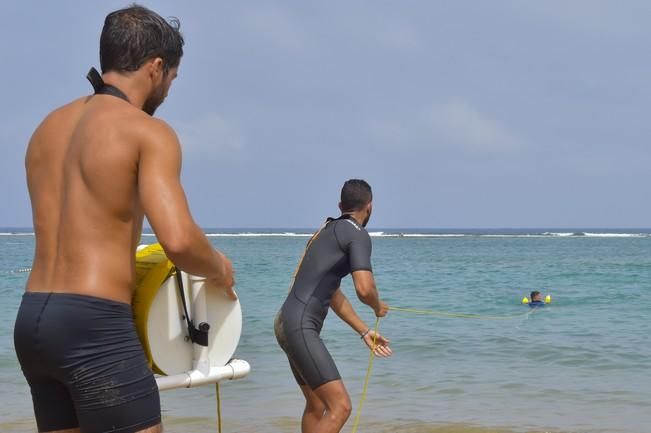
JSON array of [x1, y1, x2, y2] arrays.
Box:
[[25, 71, 234, 303], [26, 94, 158, 304]]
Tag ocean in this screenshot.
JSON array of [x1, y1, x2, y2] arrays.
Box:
[[1, 228, 650, 433]]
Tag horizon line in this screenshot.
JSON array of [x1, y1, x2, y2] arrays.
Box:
[[2, 226, 651, 231]]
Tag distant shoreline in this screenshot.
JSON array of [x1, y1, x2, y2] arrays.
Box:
[[2, 227, 651, 238]]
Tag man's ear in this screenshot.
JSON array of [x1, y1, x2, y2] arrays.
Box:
[[338, 202, 344, 212], [148, 57, 165, 78]]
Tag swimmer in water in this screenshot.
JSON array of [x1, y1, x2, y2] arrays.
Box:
[[529, 291, 546, 307], [274, 179, 392, 433]]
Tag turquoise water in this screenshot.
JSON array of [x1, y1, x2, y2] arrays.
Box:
[[1, 230, 650, 432]]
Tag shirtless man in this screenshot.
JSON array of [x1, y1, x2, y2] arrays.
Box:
[[274, 179, 392, 433], [13, 6, 233, 433]]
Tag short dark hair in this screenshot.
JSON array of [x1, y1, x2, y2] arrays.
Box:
[[530, 291, 540, 300], [100, 5, 184, 74], [340, 179, 373, 212]]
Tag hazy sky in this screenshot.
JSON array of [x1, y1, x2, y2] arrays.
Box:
[[1, 1, 649, 228]]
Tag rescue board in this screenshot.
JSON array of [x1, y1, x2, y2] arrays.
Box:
[[133, 243, 242, 376]]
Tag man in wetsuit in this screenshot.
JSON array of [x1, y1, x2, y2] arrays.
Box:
[[13, 6, 234, 433], [275, 179, 392, 433]]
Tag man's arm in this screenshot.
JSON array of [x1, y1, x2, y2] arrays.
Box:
[[137, 119, 234, 293], [331, 288, 392, 357], [344, 225, 388, 317], [331, 287, 370, 335], [351, 270, 388, 317]]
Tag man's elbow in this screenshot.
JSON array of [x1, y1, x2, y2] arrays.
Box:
[[154, 219, 200, 259], [355, 284, 376, 301], [160, 234, 193, 263]]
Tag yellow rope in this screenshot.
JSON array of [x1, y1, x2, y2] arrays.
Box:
[[216, 382, 222, 433], [350, 317, 380, 433], [349, 305, 531, 431], [389, 306, 530, 320]]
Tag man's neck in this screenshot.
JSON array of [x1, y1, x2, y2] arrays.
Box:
[[101, 71, 149, 110], [341, 211, 365, 227]]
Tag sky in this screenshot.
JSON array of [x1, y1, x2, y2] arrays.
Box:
[[1, 1, 650, 228]]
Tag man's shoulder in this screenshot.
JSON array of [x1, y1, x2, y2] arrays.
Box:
[[29, 97, 91, 149], [121, 113, 178, 149], [38, 97, 175, 139], [138, 116, 176, 137], [37, 97, 88, 129]]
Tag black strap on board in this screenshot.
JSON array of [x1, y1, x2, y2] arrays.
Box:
[[174, 268, 210, 347]]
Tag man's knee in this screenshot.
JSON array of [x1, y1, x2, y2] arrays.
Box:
[[325, 402, 351, 424], [305, 398, 326, 416], [314, 379, 351, 420], [338, 397, 352, 419], [326, 395, 351, 420]]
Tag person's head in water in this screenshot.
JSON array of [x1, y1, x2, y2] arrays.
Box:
[[530, 291, 542, 302], [339, 179, 373, 227], [100, 5, 184, 115]]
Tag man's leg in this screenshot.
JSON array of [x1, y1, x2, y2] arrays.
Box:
[[299, 384, 326, 433], [27, 379, 80, 433], [311, 380, 352, 433]]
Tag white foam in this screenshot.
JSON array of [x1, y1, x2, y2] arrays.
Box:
[[542, 232, 649, 238], [205, 232, 312, 237], [583, 232, 647, 238], [369, 232, 396, 237], [400, 234, 467, 238]]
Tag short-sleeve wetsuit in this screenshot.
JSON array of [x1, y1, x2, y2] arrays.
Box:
[[274, 215, 373, 390]]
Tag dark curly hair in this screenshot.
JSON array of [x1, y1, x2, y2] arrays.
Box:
[[100, 4, 184, 74]]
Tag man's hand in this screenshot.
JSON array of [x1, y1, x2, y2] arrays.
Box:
[[374, 301, 389, 318], [206, 254, 237, 300], [363, 330, 392, 357]]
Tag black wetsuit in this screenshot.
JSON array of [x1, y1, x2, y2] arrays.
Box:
[[274, 215, 373, 389]]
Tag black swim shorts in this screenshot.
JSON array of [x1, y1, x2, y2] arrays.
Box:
[[14, 292, 161, 433]]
